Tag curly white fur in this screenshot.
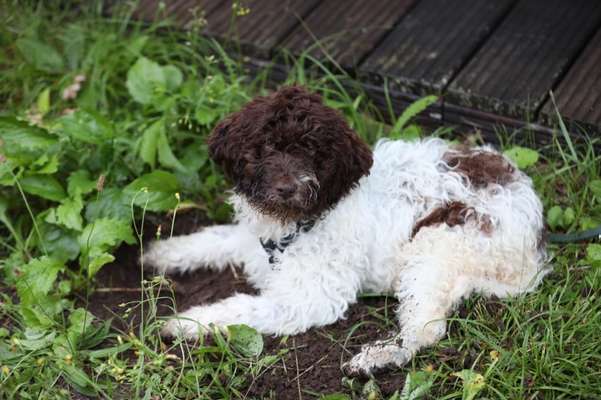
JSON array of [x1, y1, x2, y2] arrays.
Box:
[[143, 138, 548, 375]]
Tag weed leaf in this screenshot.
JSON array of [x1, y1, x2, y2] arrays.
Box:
[[0, 117, 58, 166], [587, 244, 601, 264], [16, 38, 64, 73], [227, 324, 263, 357], [20, 174, 66, 201], [124, 170, 180, 211], [15, 256, 64, 307], [139, 120, 162, 168], [67, 170, 97, 197], [58, 109, 114, 145], [451, 370, 485, 400], [390, 96, 437, 139], [504, 146, 539, 169], [78, 218, 135, 256], [399, 370, 435, 399], [589, 180, 601, 199]]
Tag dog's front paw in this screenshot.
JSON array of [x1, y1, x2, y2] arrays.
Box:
[[342, 341, 412, 377], [161, 316, 206, 339], [141, 239, 183, 275], [161, 306, 231, 339]]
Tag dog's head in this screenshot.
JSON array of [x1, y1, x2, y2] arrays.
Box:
[[208, 86, 373, 222]]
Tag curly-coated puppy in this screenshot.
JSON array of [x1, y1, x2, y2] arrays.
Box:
[[144, 86, 548, 375]]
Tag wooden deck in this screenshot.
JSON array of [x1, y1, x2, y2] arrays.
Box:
[[129, 0, 601, 138]]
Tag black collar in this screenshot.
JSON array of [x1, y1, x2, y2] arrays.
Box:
[[260, 219, 316, 267]]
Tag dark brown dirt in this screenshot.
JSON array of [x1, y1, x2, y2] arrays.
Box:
[[85, 210, 407, 397]]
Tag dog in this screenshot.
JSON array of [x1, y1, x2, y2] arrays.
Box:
[[143, 86, 547, 376]]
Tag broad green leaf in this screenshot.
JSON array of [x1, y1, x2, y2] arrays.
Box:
[[31, 153, 59, 174], [390, 96, 438, 139], [88, 343, 132, 359], [15, 256, 64, 306], [546, 206, 563, 230], [78, 218, 135, 256], [126, 57, 166, 104], [563, 207, 575, 227], [157, 128, 187, 172], [227, 324, 263, 357], [0, 117, 58, 165], [68, 308, 95, 344], [20, 174, 66, 201], [55, 197, 84, 231], [61, 23, 86, 69], [124, 170, 180, 211], [451, 370, 485, 400], [139, 120, 162, 168], [580, 216, 601, 231], [399, 370, 435, 400], [58, 109, 114, 145], [68, 170, 97, 197], [61, 364, 98, 397], [40, 221, 80, 261], [195, 103, 220, 126], [503, 146, 539, 169], [16, 38, 64, 73], [85, 187, 131, 221], [19, 330, 56, 351], [163, 64, 183, 91], [37, 88, 51, 115], [87, 252, 115, 278], [587, 244, 601, 263]]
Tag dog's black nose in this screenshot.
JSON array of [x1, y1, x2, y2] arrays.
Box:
[[275, 181, 297, 199]]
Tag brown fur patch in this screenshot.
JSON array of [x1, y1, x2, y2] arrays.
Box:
[[411, 201, 493, 238], [443, 149, 515, 188]]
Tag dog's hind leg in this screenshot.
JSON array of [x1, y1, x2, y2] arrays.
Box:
[[343, 226, 484, 376], [142, 224, 265, 275]]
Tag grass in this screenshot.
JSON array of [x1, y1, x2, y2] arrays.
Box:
[[1, 1, 601, 399]]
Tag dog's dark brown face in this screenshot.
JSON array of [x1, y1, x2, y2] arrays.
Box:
[[208, 86, 373, 222]]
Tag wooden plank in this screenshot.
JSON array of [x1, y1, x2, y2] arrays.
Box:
[[280, 0, 415, 68], [360, 0, 515, 95], [203, 0, 320, 58], [447, 0, 601, 119], [540, 27, 601, 131]]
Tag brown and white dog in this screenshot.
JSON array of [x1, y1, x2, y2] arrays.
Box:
[[144, 86, 547, 375]]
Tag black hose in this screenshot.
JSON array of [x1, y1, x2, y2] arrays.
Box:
[[547, 225, 601, 243]]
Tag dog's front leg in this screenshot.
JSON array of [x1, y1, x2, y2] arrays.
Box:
[[161, 259, 359, 337], [142, 224, 263, 275]]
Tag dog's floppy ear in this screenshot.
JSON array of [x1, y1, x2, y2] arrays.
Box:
[[208, 116, 237, 179]]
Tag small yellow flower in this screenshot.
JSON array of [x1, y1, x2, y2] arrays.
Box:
[[1, 365, 9, 375], [490, 350, 499, 362], [64, 354, 73, 365], [175, 192, 180, 201], [423, 363, 435, 373], [36, 357, 45, 366]]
